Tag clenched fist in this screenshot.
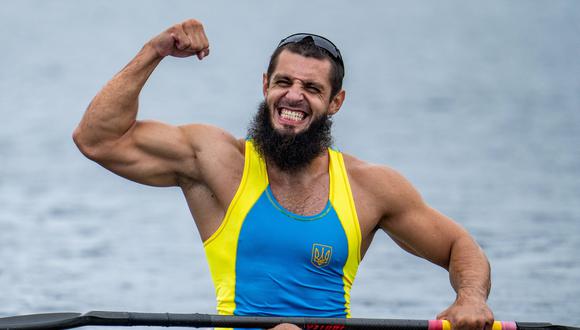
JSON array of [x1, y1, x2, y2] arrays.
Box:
[[148, 19, 210, 59]]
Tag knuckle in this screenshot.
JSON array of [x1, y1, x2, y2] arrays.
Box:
[[184, 19, 202, 30], [456, 318, 471, 330], [187, 18, 201, 25], [166, 25, 178, 35], [467, 318, 485, 330]]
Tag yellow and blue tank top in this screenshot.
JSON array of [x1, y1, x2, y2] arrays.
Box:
[[203, 140, 361, 324]]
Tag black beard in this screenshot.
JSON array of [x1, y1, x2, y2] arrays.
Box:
[[247, 101, 333, 173]]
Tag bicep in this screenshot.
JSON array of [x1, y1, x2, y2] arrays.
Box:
[[95, 121, 234, 187], [378, 175, 466, 269]]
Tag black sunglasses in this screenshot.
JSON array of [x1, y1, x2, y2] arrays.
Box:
[[277, 33, 344, 72]]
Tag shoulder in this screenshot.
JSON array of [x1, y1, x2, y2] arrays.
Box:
[[341, 153, 423, 216], [175, 123, 245, 184], [341, 153, 410, 192], [179, 123, 244, 153]]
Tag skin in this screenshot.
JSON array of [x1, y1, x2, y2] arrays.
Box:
[[73, 19, 494, 330]]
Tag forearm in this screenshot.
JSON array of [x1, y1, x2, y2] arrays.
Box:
[[73, 43, 162, 151], [448, 236, 491, 303]]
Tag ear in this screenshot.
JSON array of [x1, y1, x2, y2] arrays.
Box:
[[328, 89, 346, 116], [262, 73, 269, 98]]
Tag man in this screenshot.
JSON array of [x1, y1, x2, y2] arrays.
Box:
[[73, 19, 494, 330]]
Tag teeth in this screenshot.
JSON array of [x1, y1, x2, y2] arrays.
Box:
[[280, 109, 305, 122]]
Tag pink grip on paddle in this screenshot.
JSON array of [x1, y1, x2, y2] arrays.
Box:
[[494, 321, 518, 330], [428, 320, 451, 330]]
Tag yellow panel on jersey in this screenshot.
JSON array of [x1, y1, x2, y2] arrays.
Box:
[[203, 140, 269, 316]]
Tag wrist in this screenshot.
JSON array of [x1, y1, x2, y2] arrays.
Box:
[[456, 288, 488, 304], [142, 41, 166, 61]]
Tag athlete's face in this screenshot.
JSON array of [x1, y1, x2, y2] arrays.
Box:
[[263, 50, 345, 135]]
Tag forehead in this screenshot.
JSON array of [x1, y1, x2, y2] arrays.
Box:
[[271, 50, 332, 86]]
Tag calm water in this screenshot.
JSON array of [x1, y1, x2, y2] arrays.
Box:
[[1, 0, 579, 327]]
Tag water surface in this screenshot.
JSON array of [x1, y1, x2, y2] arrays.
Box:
[[1, 1, 579, 327]]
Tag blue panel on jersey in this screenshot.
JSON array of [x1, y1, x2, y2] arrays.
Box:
[[234, 186, 349, 318]]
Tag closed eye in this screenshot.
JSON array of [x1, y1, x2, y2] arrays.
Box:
[[305, 84, 322, 94], [275, 78, 291, 87]]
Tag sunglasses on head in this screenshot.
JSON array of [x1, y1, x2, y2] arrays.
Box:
[[277, 33, 344, 72]]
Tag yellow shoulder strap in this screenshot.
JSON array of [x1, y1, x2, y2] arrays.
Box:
[[328, 148, 362, 317]]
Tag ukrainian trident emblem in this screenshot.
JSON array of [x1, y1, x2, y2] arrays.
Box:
[[311, 243, 333, 268]]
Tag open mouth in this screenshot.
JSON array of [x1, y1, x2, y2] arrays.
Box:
[[279, 108, 307, 122]]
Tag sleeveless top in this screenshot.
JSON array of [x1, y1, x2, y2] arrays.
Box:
[[203, 140, 361, 324]]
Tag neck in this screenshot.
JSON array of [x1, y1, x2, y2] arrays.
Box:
[[266, 150, 329, 187], [265, 149, 331, 216]]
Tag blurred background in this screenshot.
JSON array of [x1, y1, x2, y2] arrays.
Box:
[[1, 0, 579, 327]]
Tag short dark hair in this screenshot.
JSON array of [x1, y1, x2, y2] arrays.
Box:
[[266, 39, 345, 99]]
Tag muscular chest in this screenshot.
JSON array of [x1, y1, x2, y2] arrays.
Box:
[[268, 171, 382, 258], [269, 178, 329, 216]]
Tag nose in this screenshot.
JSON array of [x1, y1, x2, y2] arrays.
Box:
[[284, 82, 304, 102]]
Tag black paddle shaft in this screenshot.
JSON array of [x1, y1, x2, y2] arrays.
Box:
[[0, 311, 577, 330], [0, 311, 431, 330], [0, 311, 429, 330]]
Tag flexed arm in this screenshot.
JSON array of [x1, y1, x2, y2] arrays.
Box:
[[73, 20, 234, 187]]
